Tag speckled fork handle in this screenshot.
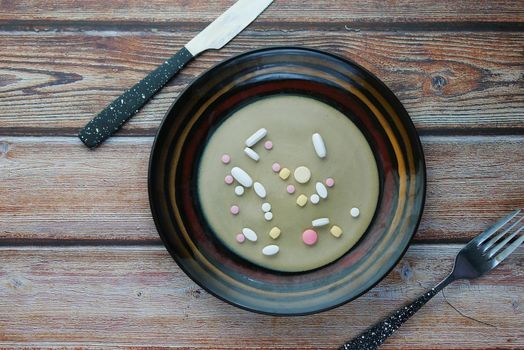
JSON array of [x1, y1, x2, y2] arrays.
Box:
[[340, 275, 454, 350], [78, 47, 193, 148]]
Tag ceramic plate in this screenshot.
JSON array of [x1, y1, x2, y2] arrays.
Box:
[[148, 47, 426, 315]]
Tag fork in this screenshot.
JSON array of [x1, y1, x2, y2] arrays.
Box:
[[340, 209, 524, 350]]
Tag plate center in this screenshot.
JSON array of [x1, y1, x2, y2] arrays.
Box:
[[197, 94, 380, 272]]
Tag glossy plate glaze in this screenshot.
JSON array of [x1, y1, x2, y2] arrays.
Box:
[[148, 47, 426, 315]]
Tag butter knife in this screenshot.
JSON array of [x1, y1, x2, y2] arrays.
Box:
[[78, 0, 274, 148]]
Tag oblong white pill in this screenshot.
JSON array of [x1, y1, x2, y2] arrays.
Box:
[[231, 167, 253, 187], [264, 212, 273, 221], [312, 218, 330, 227], [350, 207, 360, 218], [312, 133, 327, 158], [242, 228, 258, 242], [253, 182, 267, 198], [234, 186, 244, 196], [245, 128, 267, 147], [261, 202, 271, 212], [316, 182, 328, 199], [244, 147, 260, 162], [310, 194, 320, 204], [262, 245, 279, 256]]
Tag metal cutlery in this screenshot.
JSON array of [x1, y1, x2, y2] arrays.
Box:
[[78, 0, 274, 149], [340, 209, 524, 350]]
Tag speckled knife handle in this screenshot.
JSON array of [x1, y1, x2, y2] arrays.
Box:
[[340, 277, 453, 350], [78, 47, 193, 148]]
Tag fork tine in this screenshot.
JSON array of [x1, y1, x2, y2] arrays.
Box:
[[494, 230, 524, 263], [487, 224, 524, 258], [483, 215, 524, 252], [471, 209, 521, 246]]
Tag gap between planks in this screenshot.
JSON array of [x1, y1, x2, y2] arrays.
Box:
[[1, 20, 524, 32], [2, 127, 524, 138]]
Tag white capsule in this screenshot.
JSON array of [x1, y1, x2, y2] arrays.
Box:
[[242, 228, 258, 242], [350, 207, 360, 218], [262, 244, 279, 256], [316, 182, 328, 199], [310, 194, 320, 204], [244, 147, 260, 162], [312, 133, 327, 158], [253, 182, 267, 198], [234, 186, 244, 196], [312, 218, 330, 227], [231, 167, 253, 187], [261, 202, 271, 212], [264, 212, 273, 221], [245, 128, 267, 147]]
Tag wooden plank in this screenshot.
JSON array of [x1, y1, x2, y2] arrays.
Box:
[[0, 245, 522, 348], [1, 0, 523, 27], [0, 135, 522, 243], [0, 31, 523, 135]]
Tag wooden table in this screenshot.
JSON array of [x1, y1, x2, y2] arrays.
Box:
[[1, 1, 523, 348]]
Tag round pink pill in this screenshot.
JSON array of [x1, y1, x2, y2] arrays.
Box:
[[230, 205, 240, 215], [272, 162, 281, 172], [224, 175, 234, 185], [286, 184, 296, 194], [221, 154, 231, 164], [325, 177, 335, 187], [302, 229, 318, 246], [264, 140, 273, 150], [236, 233, 245, 243]]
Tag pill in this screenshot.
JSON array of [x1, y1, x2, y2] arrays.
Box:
[[230, 205, 240, 215], [325, 177, 335, 187], [330, 225, 343, 238], [253, 182, 267, 198], [286, 184, 296, 194], [224, 175, 234, 185], [262, 245, 279, 256], [312, 133, 327, 158], [244, 147, 260, 161], [272, 163, 281, 172], [245, 128, 267, 147], [316, 182, 328, 199], [279, 168, 291, 180], [351, 207, 360, 218], [264, 212, 273, 221], [312, 218, 330, 227], [302, 229, 318, 246], [236, 233, 246, 243], [242, 228, 257, 242], [269, 226, 281, 239], [231, 167, 253, 187], [264, 140, 273, 150], [261, 202, 271, 212], [310, 194, 320, 204], [294, 166, 311, 184], [234, 186, 244, 196], [221, 154, 231, 164], [296, 194, 308, 207]]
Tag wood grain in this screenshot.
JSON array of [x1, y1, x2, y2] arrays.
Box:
[[1, 136, 522, 243], [0, 30, 523, 135], [0, 245, 522, 349], [1, 0, 523, 28]]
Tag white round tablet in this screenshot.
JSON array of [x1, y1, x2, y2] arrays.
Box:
[[234, 186, 244, 196], [293, 166, 311, 184], [261, 202, 271, 212]]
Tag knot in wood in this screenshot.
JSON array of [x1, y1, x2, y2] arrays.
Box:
[[431, 75, 447, 90]]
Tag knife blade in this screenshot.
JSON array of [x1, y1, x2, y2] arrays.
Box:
[[78, 0, 274, 149]]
